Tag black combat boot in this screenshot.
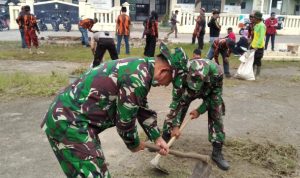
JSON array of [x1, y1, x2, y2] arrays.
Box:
[[256, 66, 261, 78], [211, 142, 230, 171]]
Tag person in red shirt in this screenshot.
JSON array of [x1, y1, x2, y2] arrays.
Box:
[[265, 12, 278, 51], [225, 27, 236, 42], [207, 38, 235, 78], [78, 18, 98, 47], [143, 11, 158, 57], [23, 6, 44, 54], [116, 7, 131, 54]]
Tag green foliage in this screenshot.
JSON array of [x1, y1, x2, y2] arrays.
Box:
[[160, 11, 170, 27], [0, 72, 68, 98]]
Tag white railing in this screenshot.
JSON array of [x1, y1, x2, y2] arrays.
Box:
[[173, 7, 300, 35], [78, 0, 129, 31]]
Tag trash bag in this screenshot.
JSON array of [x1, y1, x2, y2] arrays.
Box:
[[234, 50, 255, 80]]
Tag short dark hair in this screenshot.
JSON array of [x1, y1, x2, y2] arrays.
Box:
[[227, 27, 233, 31], [193, 48, 201, 56], [175, 10, 179, 13], [151, 11, 158, 20], [121, 6, 127, 12], [156, 53, 169, 63], [24, 5, 30, 12], [271, 12, 276, 16], [212, 9, 220, 14]]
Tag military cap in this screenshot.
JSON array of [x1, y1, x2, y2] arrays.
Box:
[[159, 42, 189, 77], [186, 60, 209, 91]]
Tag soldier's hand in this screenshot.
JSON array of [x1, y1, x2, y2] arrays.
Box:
[[190, 109, 200, 119], [130, 141, 145, 152], [171, 126, 181, 139], [155, 137, 169, 156]]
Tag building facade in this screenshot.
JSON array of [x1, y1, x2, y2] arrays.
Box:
[[224, 0, 300, 15]]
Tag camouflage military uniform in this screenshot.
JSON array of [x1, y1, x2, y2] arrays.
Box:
[[163, 58, 226, 144], [41, 57, 162, 178], [41, 42, 190, 178]]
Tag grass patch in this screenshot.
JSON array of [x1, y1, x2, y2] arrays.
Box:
[[289, 75, 300, 82], [226, 138, 298, 176], [0, 72, 68, 98], [1, 41, 299, 69], [70, 66, 89, 75]]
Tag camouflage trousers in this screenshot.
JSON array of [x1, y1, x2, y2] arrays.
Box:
[[163, 97, 225, 144], [46, 134, 111, 178]]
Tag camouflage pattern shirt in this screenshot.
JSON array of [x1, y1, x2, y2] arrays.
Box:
[[41, 57, 161, 151], [168, 58, 224, 127]]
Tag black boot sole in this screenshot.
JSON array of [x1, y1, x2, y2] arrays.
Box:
[[212, 157, 230, 171]]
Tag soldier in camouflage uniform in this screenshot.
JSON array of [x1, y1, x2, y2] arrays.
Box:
[[162, 49, 230, 170], [41, 43, 188, 178]]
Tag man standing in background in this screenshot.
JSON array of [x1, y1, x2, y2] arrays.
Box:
[[16, 6, 27, 49], [207, 9, 221, 45], [265, 12, 278, 51], [206, 9, 221, 58], [193, 7, 206, 50], [116, 6, 131, 55], [251, 12, 266, 78], [144, 11, 159, 57], [23, 5, 44, 54]]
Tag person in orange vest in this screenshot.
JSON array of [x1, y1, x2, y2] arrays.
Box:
[[116, 6, 131, 54], [23, 5, 44, 54], [78, 17, 98, 47]]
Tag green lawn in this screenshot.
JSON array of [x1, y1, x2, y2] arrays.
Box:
[[0, 41, 299, 69], [0, 72, 68, 98]]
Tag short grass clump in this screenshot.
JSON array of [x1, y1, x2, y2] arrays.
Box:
[[225, 138, 298, 176], [70, 66, 89, 76], [289, 75, 300, 82], [0, 72, 68, 98]]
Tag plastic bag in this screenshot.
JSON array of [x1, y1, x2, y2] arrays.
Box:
[[234, 50, 255, 80]]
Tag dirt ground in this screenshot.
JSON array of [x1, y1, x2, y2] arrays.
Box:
[[0, 60, 300, 178]]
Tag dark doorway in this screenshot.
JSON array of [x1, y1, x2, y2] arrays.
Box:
[[136, 3, 149, 21], [201, 0, 221, 12]]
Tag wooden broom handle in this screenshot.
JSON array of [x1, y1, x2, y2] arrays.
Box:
[[167, 116, 192, 147], [145, 142, 211, 163]]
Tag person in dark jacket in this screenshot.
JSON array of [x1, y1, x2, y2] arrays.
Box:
[[144, 11, 159, 57], [207, 9, 221, 44], [206, 9, 221, 58], [16, 6, 27, 48]]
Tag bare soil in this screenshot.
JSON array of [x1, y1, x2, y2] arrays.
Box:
[[0, 60, 300, 178]]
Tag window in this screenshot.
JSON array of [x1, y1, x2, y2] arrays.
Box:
[[241, 2, 246, 9], [272, 0, 278, 8], [201, 0, 221, 12], [156, 0, 166, 15], [177, 0, 195, 4], [229, 3, 235, 5]]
